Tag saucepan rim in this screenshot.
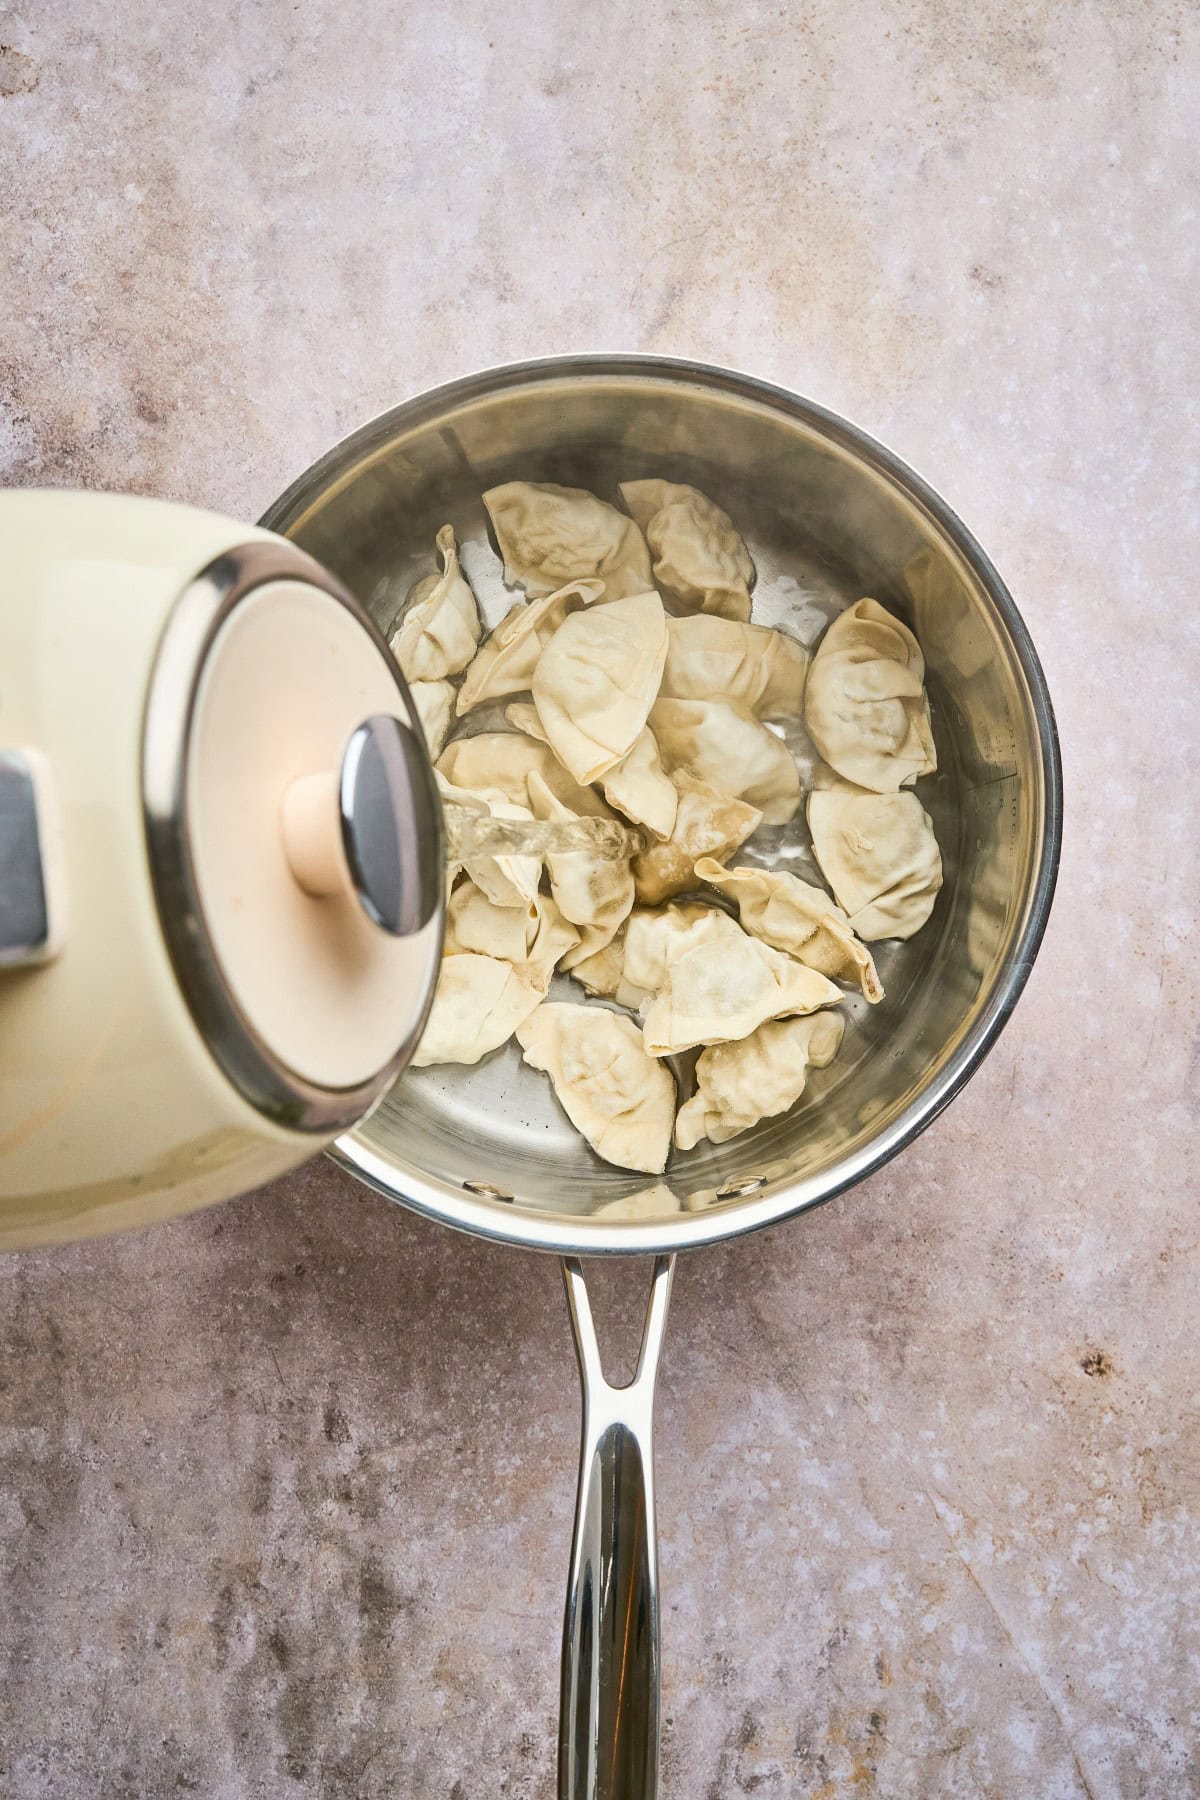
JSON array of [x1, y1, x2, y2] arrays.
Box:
[[260, 353, 1063, 1255]]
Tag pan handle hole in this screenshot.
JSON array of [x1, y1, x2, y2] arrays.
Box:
[[462, 1179, 514, 1203], [716, 1175, 766, 1200]]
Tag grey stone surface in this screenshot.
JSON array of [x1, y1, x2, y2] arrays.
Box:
[[2, 0, 1198, 1795]]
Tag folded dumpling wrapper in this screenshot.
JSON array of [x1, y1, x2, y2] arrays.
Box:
[[506, 702, 677, 842], [619, 480, 754, 621], [570, 901, 736, 1008], [526, 772, 634, 970], [516, 1003, 676, 1174], [693, 858, 883, 1002], [617, 903, 744, 1009], [807, 776, 942, 941], [597, 724, 677, 841], [650, 697, 801, 825], [660, 614, 808, 717], [438, 732, 613, 819], [642, 931, 842, 1055], [569, 931, 628, 999], [504, 701, 547, 742], [674, 1011, 846, 1149], [484, 481, 653, 602], [457, 577, 604, 713], [590, 1184, 683, 1220], [632, 772, 762, 905], [533, 591, 669, 784], [412, 953, 549, 1068], [434, 772, 541, 909], [389, 525, 481, 682], [804, 598, 936, 792], [445, 881, 579, 969], [408, 678, 455, 758]]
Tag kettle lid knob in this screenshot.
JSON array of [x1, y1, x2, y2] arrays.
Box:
[[280, 715, 441, 938]]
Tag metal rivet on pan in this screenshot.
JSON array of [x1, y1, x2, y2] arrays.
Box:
[[716, 1176, 767, 1200], [462, 1180, 514, 1202]]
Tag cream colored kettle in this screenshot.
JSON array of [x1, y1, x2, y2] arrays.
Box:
[[0, 490, 444, 1250]]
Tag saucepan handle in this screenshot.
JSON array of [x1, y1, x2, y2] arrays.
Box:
[[559, 1254, 676, 1800]]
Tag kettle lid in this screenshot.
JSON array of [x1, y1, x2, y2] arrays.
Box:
[[143, 539, 443, 1134]]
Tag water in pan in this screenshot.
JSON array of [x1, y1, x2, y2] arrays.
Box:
[[369, 480, 959, 1216]]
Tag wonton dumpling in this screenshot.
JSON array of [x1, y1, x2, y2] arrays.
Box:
[[435, 772, 541, 909], [693, 858, 883, 1002], [632, 773, 762, 906], [807, 777, 942, 942], [533, 591, 669, 784], [674, 1012, 846, 1149], [507, 702, 676, 842], [569, 931, 628, 1000], [590, 1184, 683, 1220], [618, 903, 743, 1009], [641, 931, 842, 1055], [445, 881, 579, 969], [408, 679, 455, 757], [650, 698, 801, 824], [484, 481, 653, 602], [526, 773, 635, 970], [570, 902, 733, 1009], [503, 700, 548, 742], [438, 733, 613, 818], [599, 726, 677, 840], [660, 614, 808, 718], [516, 1003, 676, 1173], [412, 953, 548, 1067], [804, 599, 936, 792], [619, 480, 754, 621], [390, 526, 481, 681], [457, 578, 604, 713]]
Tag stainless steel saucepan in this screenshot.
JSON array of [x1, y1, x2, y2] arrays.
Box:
[[261, 355, 1062, 1800]]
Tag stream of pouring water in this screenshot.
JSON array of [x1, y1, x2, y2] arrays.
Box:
[[442, 803, 645, 863]]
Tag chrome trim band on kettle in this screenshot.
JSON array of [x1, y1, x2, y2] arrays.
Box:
[[142, 540, 442, 1134]]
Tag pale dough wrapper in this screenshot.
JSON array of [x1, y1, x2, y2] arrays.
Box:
[[506, 703, 677, 843], [484, 481, 653, 602], [591, 1184, 683, 1220], [533, 591, 669, 785], [434, 772, 541, 910], [389, 525, 482, 682], [619, 480, 754, 621], [516, 1003, 676, 1174], [618, 904, 744, 1009], [641, 932, 843, 1056], [456, 577, 604, 713], [693, 858, 883, 1003], [674, 1011, 846, 1149], [438, 732, 614, 819], [412, 953, 549, 1068], [660, 614, 808, 717], [445, 881, 579, 969], [408, 679, 455, 758], [571, 901, 739, 1009], [568, 933, 628, 1000], [632, 772, 762, 906], [804, 598, 936, 793], [807, 777, 942, 942], [598, 727, 677, 841], [526, 772, 635, 971], [649, 698, 801, 825]]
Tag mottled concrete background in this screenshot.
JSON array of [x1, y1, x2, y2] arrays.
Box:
[[2, 2, 1198, 1795]]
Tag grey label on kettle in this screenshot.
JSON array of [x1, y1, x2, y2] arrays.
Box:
[[0, 751, 53, 968]]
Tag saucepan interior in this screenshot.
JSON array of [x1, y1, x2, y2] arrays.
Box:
[[261, 356, 1061, 1254]]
